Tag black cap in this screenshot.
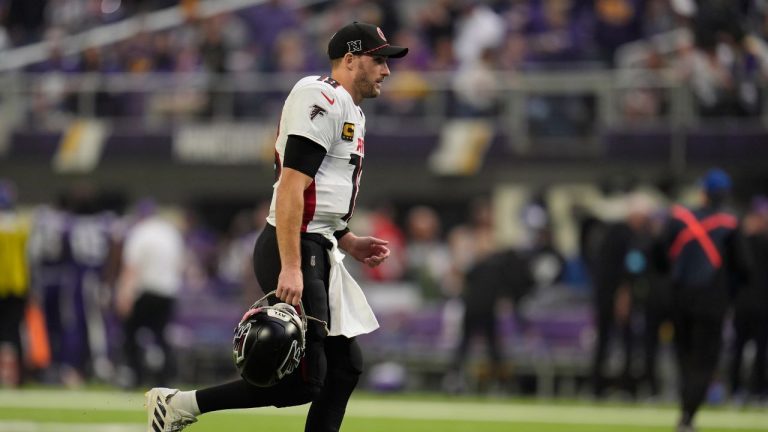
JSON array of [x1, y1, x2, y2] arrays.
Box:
[[328, 22, 408, 60]]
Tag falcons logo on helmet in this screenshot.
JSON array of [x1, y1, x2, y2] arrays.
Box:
[[310, 104, 327, 120], [233, 322, 251, 364]]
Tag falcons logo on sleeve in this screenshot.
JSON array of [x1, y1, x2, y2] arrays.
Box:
[[310, 104, 327, 120]]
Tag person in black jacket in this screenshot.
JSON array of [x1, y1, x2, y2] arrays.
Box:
[[588, 217, 632, 398], [449, 248, 534, 393], [589, 193, 658, 399], [660, 169, 750, 432], [728, 196, 768, 402]]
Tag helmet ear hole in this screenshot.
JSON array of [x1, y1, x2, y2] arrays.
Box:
[[232, 303, 307, 387]]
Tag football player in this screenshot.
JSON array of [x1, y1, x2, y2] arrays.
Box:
[[145, 21, 407, 432]]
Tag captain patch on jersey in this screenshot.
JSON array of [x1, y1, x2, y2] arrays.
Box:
[[341, 122, 355, 141]]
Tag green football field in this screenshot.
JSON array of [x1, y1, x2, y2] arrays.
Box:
[[1, 388, 767, 432]]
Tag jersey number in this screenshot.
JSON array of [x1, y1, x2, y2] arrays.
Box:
[[70, 221, 108, 266], [317, 76, 340, 88], [342, 154, 362, 222]]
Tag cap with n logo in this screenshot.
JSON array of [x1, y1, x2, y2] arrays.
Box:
[[327, 22, 408, 59]]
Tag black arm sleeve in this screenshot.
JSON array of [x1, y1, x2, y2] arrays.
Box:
[[333, 228, 350, 241], [283, 135, 327, 178]]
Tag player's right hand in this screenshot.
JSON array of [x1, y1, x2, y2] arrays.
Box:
[[276, 267, 303, 306]]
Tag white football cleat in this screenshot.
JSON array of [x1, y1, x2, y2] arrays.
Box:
[[145, 387, 198, 432]]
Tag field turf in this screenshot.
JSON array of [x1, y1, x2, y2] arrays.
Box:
[[1, 388, 767, 431]]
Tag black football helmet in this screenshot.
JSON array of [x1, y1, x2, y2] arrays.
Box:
[[233, 293, 307, 387]]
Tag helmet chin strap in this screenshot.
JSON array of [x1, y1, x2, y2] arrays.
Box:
[[250, 290, 330, 337]]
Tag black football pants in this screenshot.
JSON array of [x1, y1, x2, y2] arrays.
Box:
[[196, 224, 362, 432], [452, 310, 502, 375], [728, 308, 768, 396], [590, 293, 634, 397], [0, 295, 25, 385], [673, 295, 725, 423], [124, 292, 175, 388]]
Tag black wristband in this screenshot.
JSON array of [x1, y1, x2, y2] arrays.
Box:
[[333, 228, 350, 240]]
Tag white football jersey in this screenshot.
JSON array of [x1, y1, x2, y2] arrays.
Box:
[[267, 75, 366, 236]]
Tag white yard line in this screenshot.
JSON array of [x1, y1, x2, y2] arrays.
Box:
[[1, 390, 767, 429]]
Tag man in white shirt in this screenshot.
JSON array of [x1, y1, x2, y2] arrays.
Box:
[[117, 200, 184, 389], [145, 22, 407, 432]]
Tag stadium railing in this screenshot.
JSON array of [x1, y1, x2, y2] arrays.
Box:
[[2, 69, 767, 172]]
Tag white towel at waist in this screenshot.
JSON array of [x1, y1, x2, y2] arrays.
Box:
[[324, 234, 379, 337]]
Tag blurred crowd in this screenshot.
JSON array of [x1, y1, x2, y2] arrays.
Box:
[[1, 171, 767, 406], [3, 0, 767, 71], [2, 0, 768, 121]]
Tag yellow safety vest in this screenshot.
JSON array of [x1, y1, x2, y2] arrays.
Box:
[[0, 212, 30, 297]]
